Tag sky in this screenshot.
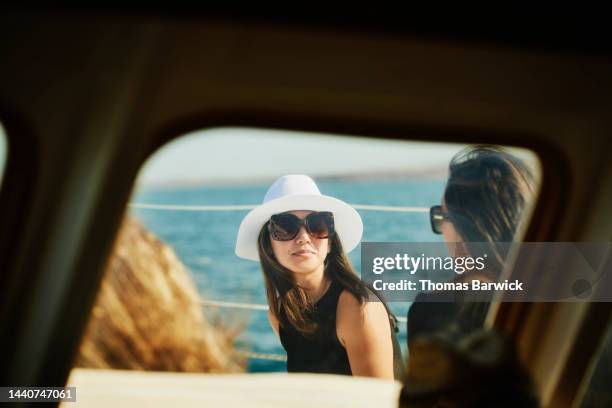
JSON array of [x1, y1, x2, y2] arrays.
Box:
[[135, 127, 474, 187]]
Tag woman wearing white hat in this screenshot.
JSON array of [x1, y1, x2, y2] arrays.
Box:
[[236, 175, 402, 379]]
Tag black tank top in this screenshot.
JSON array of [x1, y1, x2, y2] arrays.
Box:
[[406, 289, 492, 347], [278, 280, 404, 378]]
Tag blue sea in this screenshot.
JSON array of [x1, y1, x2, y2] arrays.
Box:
[[131, 178, 445, 372]]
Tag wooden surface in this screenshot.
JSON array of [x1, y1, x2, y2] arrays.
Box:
[[63, 368, 402, 407]]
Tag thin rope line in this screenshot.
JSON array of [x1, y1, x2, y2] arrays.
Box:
[[130, 203, 428, 213], [353, 204, 428, 212], [236, 350, 287, 362], [199, 299, 269, 311], [130, 203, 256, 211]]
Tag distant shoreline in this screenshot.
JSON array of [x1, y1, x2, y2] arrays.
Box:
[[137, 167, 448, 190]]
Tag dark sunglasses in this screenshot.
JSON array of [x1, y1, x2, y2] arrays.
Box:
[[268, 211, 335, 241], [430, 205, 449, 235]]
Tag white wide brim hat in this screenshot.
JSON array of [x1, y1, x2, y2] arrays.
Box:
[[235, 175, 363, 261]]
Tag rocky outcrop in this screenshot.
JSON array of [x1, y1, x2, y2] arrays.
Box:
[[76, 216, 244, 373]]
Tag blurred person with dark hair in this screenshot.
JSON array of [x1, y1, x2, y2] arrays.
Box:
[[407, 146, 536, 345]]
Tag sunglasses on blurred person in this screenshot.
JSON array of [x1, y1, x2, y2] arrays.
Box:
[[429, 205, 450, 235]]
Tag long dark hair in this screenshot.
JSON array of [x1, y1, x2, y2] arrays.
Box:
[[444, 146, 535, 274], [258, 223, 369, 336]]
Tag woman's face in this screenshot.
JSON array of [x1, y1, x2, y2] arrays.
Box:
[[270, 210, 330, 276]]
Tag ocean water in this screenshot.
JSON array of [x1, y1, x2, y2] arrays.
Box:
[[131, 178, 445, 372]]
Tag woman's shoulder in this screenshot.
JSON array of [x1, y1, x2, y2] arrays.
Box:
[[337, 289, 389, 324], [336, 289, 391, 346], [337, 289, 361, 311]]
